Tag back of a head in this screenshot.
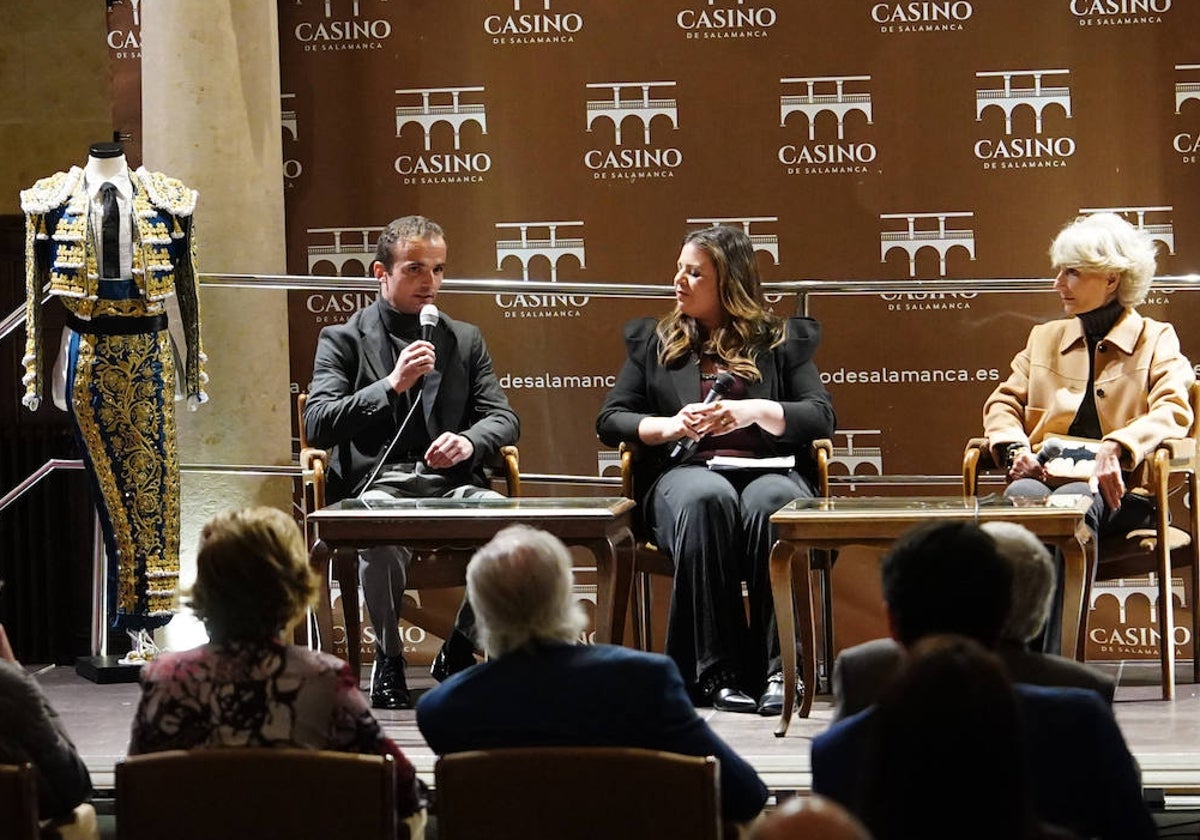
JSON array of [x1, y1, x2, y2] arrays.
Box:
[[880, 521, 1012, 648], [750, 795, 871, 840], [981, 521, 1055, 644], [466, 525, 586, 658], [190, 507, 318, 643], [862, 635, 1039, 840]]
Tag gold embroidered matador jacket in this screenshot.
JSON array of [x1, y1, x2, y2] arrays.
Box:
[[19, 165, 208, 412]]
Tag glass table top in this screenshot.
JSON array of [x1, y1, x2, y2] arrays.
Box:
[[774, 494, 1093, 516], [316, 496, 630, 516]]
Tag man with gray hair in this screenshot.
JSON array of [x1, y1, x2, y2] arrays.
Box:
[[416, 524, 768, 824], [986, 521, 1115, 702], [833, 521, 1113, 721]]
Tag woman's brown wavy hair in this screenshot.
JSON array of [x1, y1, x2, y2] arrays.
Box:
[[656, 225, 784, 381]]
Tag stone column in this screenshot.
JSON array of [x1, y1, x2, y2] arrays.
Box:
[[141, 0, 291, 649]]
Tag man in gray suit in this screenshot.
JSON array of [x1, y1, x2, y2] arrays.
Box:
[[304, 216, 519, 709], [832, 521, 1114, 721]]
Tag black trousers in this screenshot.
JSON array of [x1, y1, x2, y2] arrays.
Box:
[[649, 465, 814, 695]]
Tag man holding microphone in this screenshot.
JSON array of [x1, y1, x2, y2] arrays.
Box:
[[304, 215, 519, 709]]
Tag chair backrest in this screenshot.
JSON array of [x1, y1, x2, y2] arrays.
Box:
[[0, 763, 39, 840], [434, 746, 721, 840], [115, 748, 396, 840], [296, 392, 521, 503]]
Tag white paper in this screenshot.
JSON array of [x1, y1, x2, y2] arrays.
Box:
[[707, 455, 796, 471]]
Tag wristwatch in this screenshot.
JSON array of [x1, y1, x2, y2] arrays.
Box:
[[1003, 443, 1030, 469]]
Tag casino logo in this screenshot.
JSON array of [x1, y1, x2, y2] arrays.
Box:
[[304, 225, 379, 324], [393, 86, 492, 185], [484, 0, 583, 46], [1174, 64, 1200, 165], [676, 0, 778, 40], [306, 224, 382, 275], [584, 81, 682, 181], [824, 430, 884, 480], [494, 221, 590, 317], [880, 211, 976, 279], [1088, 578, 1191, 658], [870, 1, 973, 33], [292, 0, 392, 51], [777, 75, 879, 177], [974, 69, 1075, 171], [107, 0, 141, 60], [1070, 0, 1170, 27]]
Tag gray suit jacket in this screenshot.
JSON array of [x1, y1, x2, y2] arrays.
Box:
[[832, 637, 1116, 721], [304, 298, 519, 501]]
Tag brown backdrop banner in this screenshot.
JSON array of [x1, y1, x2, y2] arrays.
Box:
[[269, 0, 1200, 663]]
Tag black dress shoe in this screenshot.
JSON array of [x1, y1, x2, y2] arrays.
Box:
[[757, 672, 803, 717], [370, 652, 412, 710], [429, 634, 478, 683], [711, 687, 758, 714]]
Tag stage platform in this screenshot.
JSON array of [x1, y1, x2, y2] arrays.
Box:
[[35, 658, 1200, 832]]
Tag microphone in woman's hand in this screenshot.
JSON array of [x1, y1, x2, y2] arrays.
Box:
[[1038, 438, 1065, 464], [670, 371, 737, 461]]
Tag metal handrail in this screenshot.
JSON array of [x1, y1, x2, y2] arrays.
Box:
[[0, 459, 85, 513], [5, 272, 1200, 344], [0, 459, 302, 515]]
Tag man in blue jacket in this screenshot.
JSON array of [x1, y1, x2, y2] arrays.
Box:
[[417, 525, 768, 824], [810, 520, 1155, 840]]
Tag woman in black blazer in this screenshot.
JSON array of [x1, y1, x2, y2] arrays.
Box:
[[597, 225, 835, 714]]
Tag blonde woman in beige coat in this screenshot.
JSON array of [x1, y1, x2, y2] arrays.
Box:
[[984, 212, 1194, 648]]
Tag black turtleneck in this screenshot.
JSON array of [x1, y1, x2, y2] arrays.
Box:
[[376, 297, 422, 340], [374, 298, 433, 458], [1067, 298, 1125, 440]]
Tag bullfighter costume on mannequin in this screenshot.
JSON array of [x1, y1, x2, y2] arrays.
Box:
[[20, 143, 207, 651]]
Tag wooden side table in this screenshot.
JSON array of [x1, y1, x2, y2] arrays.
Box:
[[307, 497, 636, 678], [768, 494, 1093, 735]]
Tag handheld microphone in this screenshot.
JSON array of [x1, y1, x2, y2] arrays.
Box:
[[1038, 438, 1065, 465], [669, 371, 736, 462], [419, 303, 439, 343], [359, 304, 440, 497]]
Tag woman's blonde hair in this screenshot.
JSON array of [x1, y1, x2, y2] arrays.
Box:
[[656, 225, 784, 380], [188, 507, 319, 643], [1050, 212, 1158, 308]]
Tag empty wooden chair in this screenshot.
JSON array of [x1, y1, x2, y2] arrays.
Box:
[[434, 746, 721, 840], [116, 748, 399, 840]]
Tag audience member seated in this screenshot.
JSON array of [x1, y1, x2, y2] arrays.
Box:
[[987, 522, 1115, 701], [748, 795, 871, 840], [0, 621, 93, 822], [127, 507, 423, 823], [832, 521, 1114, 721], [860, 635, 1078, 840], [417, 524, 768, 824], [813, 521, 1154, 840]]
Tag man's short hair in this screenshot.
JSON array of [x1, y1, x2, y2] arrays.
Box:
[[466, 525, 587, 657], [373, 215, 445, 270], [880, 521, 1012, 648], [981, 521, 1055, 644]]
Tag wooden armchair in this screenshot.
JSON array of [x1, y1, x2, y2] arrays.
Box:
[[962, 381, 1200, 700], [434, 747, 721, 840], [116, 748, 401, 840], [296, 392, 521, 674], [0, 763, 37, 840], [617, 439, 834, 683]]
